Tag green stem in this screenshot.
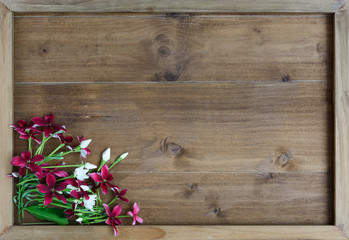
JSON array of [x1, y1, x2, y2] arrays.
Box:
[[57, 175, 74, 182], [42, 164, 81, 169], [28, 138, 32, 156], [49, 144, 65, 157], [107, 197, 118, 206]]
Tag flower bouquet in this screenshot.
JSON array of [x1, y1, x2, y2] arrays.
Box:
[[7, 114, 142, 237]]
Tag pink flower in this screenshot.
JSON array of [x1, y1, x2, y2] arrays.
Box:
[[112, 188, 129, 203], [103, 204, 122, 236], [89, 165, 117, 194], [11, 120, 42, 144], [127, 203, 143, 225], [37, 174, 68, 205], [65, 178, 90, 200], [10, 151, 44, 176], [35, 163, 69, 180], [32, 113, 66, 138]]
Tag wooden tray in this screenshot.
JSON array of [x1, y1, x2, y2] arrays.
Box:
[[1, 1, 348, 239]]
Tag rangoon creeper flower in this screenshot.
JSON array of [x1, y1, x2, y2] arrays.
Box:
[[84, 162, 97, 170], [90, 165, 118, 194], [74, 166, 89, 181], [103, 204, 122, 236], [11, 151, 44, 176], [102, 148, 111, 161], [32, 113, 66, 138], [83, 194, 97, 211], [127, 203, 143, 225], [37, 174, 68, 205], [80, 139, 92, 149]]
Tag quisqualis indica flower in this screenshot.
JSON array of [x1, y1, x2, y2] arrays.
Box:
[[37, 174, 68, 205], [80, 139, 91, 149], [65, 178, 90, 200], [127, 203, 143, 225], [64, 203, 77, 219], [84, 162, 97, 169], [32, 113, 66, 138], [35, 162, 69, 180], [112, 188, 129, 203], [83, 194, 97, 211], [89, 165, 117, 194], [76, 136, 91, 159], [74, 166, 89, 181], [11, 120, 42, 144], [102, 148, 111, 161], [11, 151, 44, 176], [103, 204, 122, 236]]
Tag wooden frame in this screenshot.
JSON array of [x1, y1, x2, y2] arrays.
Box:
[[0, 0, 348, 239]]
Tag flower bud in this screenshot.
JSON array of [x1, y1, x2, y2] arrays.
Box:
[[102, 148, 111, 161], [80, 139, 91, 148]]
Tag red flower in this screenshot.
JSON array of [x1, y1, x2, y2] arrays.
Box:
[[65, 178, 90, 200], [11, 120, 42, 144], [35, 163, 69, 180], [37, 174, 68, 205], [10, 151, 44, 176], [58, 134, 73, 148], [127, 203, 143, 225], [103, 204, 122, 236], [89, 165, 117, 194], [112, 188, 129, 203], [32, 113, 66, 138], [64, 203, 77, 219]]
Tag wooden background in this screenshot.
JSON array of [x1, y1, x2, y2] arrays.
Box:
[[13, 13, 334, 225]]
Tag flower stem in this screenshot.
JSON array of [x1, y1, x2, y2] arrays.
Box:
[[107, 197, 118, 206], [42, 164, 81, 169], [28, 138, 32, 156], [48, 144, 65, 157]]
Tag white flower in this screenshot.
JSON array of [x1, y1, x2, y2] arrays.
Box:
[[84, 162, 97, 170], [73, 199, 83, 205], [102, 148, 111, 161], [66, 184, 78, 191], [80, 185, 90, 192], [76, 218, 83, 223], [83, 195, 97, 211], [120, 152, 129, 160], [80, 139, 92, 148], [74, 166, 89, 181]]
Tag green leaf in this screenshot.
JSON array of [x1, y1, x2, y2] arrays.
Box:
[[25, 205, 68, 225]]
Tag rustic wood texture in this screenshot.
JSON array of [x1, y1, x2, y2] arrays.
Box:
[[14, 15, 333, 83], [12, 13, 334, 226], [335, 9, 349, 238], [0, 0, 345, 13], [14, 82, 333, 174], [0, 1, 13, 236], [2, 226, 348, 240]]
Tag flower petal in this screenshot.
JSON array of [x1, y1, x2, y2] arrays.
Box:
[[111, 222, 118, 237], [45, 114, 54, 124], [101, 165, 109, 180], [127, 211, 134, 217], [133, 203, 140, 215], [136, 216, 143, 224], [111, 205, 122, 218], [10, 156, 27, 167], [103, 203, 111, 217], [70, 190, 81, 199], [31, 136, 42, 144], [29, 163, 43, 175], [44, 128, 53, 138], [80, 139, 92, 148], [37, 184, 51, 193], [31, 154, 44, 162], [100, 182, 108, 194], [44, 192, 53, 205], [89, 173, 103, 182], [22, 151, 31, 160], [55, 182, 68, 191], [32, 117, 48, 126], [19, 167, 26, 176], [54, 192, 67, 204], [46, 173, 56, 188], [54, 170, 69, 178]]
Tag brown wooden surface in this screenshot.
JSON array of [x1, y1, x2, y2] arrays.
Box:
[[14, 15, 333, 83], [335, 8, 349, 238], [2, 226, 348, 240], [0, 1, 13, 235], [13, 14, 334, 225], [14, 82, 333, 173], [0, 0, 344, 13]]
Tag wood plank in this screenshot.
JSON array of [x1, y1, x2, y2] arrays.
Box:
[[0, 1, 13, 236], [2, 226, 347, 240], [14, 82, 333, 173], [14, 15, 333, 83], [1, 0, 344, 13], [335, 9, 349, 239], [105, 172, 333, 225]]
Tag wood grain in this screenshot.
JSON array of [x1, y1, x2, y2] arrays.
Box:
[[0, 1, 13, 236], [1, 0, 344, 13], [14, 82, 333, 173], [2, 226, 347, 240], [335, 9, 349, 238], [108, 172, 333, 225], [14, 15, 333, 83]]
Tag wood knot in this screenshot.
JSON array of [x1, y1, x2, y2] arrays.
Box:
[[158, 46, 171, 57], [160, 137, 184, 156], [213, 206, 221, 215], [154, 34, 170, 44], [282, 75, 290, 82], [190, 183, 198, 192], [164, 71, 179, 81], [277, 151, 293, 167]]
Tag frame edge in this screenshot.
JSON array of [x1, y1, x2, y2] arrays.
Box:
[[0, 0, 14, 236]]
